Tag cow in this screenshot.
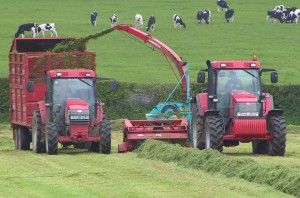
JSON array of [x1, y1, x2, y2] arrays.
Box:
[[146, 16, 156, 31], [274, 5, 284, 11], [135, 13, 144, 29], [286, 9, 300, 23], [196, 10, 211, 24], [225, 9, 235, 23], [36, 23, 58, 37], [173, 14, 186, 28], [15, 23, 38, 38], [110, 14, 118, 27], [217, 0, 229, 12], [91, 11, 98, 26]]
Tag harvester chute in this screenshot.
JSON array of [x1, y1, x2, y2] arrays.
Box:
[[113, 25, 191, 152]]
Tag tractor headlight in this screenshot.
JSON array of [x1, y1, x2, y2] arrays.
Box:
[[66, 109, 90, 124], [235, 103, 259, 118]]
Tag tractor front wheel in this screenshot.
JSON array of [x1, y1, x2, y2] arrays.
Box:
[[32, 110, 45, 153], [191, 103, 205, 149], [267, 115, 286, 156], [204, 116, 224, 152], [46, 122, 58, 155], [99, 120, 111, 154], [252, 140, 268, 154]]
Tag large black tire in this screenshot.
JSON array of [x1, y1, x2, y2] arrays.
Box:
[[191, 103, 205, 149], [204, 116, 224, 152], [32, 110, 46, 153], [252, 140, 268, 154], [46, 122, 58, 155], [99, 120, 111, 154], [16, 127, 30, 150], [267, 115, 286, 156]]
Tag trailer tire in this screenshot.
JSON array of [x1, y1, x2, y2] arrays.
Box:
[[252, 140, 268, 154], [99, 120, 111, 154], [32, 110, 46, 153], [191, 103, 205, 149], [267, 115, 286, 156], [16, 127, 30, 150], [204, 116, 224, 152], [46, 122, 58, 155]]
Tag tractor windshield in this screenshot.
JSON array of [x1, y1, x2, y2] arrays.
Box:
[[216, 69, 261, 116], [52, 78, 96, 123]]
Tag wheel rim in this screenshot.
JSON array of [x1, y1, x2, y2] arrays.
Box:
[[192, 114, 198, 148], [205, 122, 211, 148]]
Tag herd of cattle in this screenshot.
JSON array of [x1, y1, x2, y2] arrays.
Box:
[[14, 1, 299, 38], [267, 5, 300, 23]]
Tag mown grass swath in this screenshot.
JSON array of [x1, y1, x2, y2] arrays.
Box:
[[136, 140, 300, 197]]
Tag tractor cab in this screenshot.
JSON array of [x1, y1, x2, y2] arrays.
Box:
[[45, 69, 97, 137]]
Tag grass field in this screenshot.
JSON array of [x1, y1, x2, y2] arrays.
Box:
[[1, 0, 300, 85], [0, 122, 299, 198]]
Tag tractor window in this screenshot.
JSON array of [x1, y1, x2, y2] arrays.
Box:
[[216, 69, 261, 116], [52, 78, 96, 120]]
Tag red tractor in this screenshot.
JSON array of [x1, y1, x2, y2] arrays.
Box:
[[9, 38, 114, 154], [192, 58, 286, 156]]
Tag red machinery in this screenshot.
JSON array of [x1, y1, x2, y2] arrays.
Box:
[[192, 58, 286, 156], [113, 25, 191, 152], [9, 38, 112, 154]]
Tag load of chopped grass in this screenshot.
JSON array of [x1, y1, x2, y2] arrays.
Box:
[[135, 140, 300, 197], [50, 28, 114, 53]]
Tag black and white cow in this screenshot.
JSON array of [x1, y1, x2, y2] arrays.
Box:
[[225, 9, 235, 23], [267, 9, 285, 23], [196, 10, 211, 24], [135, 13, 144, 29], [173, 14, 186, 28], [110, 14, 118, 27], [90, 11, 98, 26], [286, 9, 300, 23], [15, 23, 38, 38], [146, 16, 156, 31], [36, 23, 58, 37], [217, 0, 229, 12]]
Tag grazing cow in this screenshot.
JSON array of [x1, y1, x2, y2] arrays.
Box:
[[90, 11, 98, 26], [146, 16, 156, 31], [225, 9, 235, 23], [217, 0, 229, 12], [135, 13, 144, 29], [286, 10, 300, 23], [15, 23, 38, 38], [173, 14, 186, 28], [196, 10, 211, 24], [110, 14, 118, 27], [36, 23, 58, 37]]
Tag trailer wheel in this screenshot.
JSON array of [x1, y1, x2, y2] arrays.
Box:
[[191, 103, 205, 149], [99, 120, 111, 154], [267, 115, 286, 156], [32, 110, 45, 153], [46, 122, 58, 155], [16, 127, 30, 150], [204, 116, 224, 152], [252, 140, 268, 154]]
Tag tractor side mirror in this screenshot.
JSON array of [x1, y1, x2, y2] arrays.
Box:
[[27, 81, 34, 92], [110, 80, 118, 91], [271, 71, 278, 83], [197, 72, 205, 83]]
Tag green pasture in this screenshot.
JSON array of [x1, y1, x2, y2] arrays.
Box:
[[1, 0, 300, 85]]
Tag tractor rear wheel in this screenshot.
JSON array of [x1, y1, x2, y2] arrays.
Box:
[[204, 116, 224, 152], [252, 140, 268, 154], [32, 110, 45, 153], [267, 115, 286, 156], [191, 103, 205, 149], [99, 120, 111, 154], [16, 127, 30, 150], [46, 122, 58, 155]]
